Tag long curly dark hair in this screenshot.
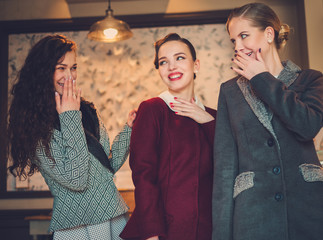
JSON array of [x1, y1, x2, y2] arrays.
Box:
[[8, 34, 77, 179]]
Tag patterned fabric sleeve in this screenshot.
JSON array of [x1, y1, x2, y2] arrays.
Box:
[[97, 111, 132, 173], [36, 110, 90, 191], [109, 124, 132, 172]]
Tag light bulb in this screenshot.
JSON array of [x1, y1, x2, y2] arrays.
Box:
[[103, 28, 118, 39]]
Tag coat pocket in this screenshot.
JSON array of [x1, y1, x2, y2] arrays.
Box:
[[233, 171, 255, 198], [299, 163, 323, 182]]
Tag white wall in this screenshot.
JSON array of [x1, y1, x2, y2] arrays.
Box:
[[304, 0, 323, 72]]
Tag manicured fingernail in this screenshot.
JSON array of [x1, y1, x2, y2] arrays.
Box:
[[231, 58, 234, 61], [259, 48, 261, 53], [234, 54, 237, 57], [55, 92, 58, 96], [174, 97, 177, 99], [235, 50, 237, 53], [175, 112, 178, 114], [230, 67, 233, 69]]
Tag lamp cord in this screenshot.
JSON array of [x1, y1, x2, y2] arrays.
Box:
[[108, 0, 111, 11]]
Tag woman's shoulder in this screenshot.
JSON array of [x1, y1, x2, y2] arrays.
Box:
[[134, 97, 168, 125], [142, 97, 165, 105], [138, 97, 167, 111], [218, 75, 241, 93], [299, 69, 323, 79], [222, 75, 240, 86], [293, 69, 323, 88]]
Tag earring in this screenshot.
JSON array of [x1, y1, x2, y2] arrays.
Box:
[[268, 39, 272, 43], [194, 70, 198, 74]]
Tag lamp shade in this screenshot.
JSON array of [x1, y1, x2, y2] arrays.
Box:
[[88, 9, 133, 43]]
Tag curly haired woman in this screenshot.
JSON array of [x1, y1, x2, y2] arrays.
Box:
[[8, 34, 136, 240]]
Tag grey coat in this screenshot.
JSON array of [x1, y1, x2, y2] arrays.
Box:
[[212, 61, 323, 240]]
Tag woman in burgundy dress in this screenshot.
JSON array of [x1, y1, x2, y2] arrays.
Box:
[[120, 33, 216, 240]]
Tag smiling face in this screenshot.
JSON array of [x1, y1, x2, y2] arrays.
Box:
[[157, 40, 199, 96], [228, 17, 273, 60], [53, 51, 77, 95]]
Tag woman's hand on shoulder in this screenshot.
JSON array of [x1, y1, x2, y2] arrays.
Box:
[[232, 48, 268, 80], [171, 97, 214, 124], [55, 76, 81, 114], [146, 236, 159, 240], [126, 109, 137, 128]]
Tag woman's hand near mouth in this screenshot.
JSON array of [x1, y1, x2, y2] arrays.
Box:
[[231, 49, 268, 80], [55, 76, 81, 114]]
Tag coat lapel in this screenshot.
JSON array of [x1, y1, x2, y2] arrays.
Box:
[[237, 60, 301, 146], [237, 77, 276, 137]]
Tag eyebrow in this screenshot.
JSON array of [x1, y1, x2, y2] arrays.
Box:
[[57, 63, 77, 66], [158, 52, 186, 61]]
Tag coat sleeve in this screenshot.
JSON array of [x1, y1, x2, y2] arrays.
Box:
[[212, 84, 238, 240], [36, 110, 90, 191], [109, 124, 132, 172], [250, 70, 323, 141], [98, 110, 132, 173], [124, 100, 166, 239]]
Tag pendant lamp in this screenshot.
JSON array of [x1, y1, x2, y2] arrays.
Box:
[[87, 0, 133, 43]]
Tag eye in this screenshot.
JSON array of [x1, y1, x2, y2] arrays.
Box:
[[241, 34, 248, 39], [71, 66, 77, 71], [159, 60, 167, 66], [56, 66, 65, 70], [176, 56, 185, 61]]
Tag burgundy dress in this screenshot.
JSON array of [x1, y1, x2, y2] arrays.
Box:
[[120, 96, 216, 240]]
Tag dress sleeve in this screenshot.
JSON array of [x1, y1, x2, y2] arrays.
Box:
[[127, 100, 167, 239], [212, 84, 238, 240], [36, 110, 90, 191], [250, 70, 323, 141]]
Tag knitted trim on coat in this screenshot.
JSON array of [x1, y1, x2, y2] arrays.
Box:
[[236, 60, 301, 151]]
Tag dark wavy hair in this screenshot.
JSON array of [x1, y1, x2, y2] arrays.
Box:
[[8, 34, 77, 179], [153, 33, 197, 79]]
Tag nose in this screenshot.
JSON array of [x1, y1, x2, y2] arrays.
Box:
[[65, 70, 73, 80], [234, 39, 244, 52], [168, 60, 176, 71]]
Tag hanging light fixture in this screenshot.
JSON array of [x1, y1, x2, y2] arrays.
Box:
[[87, 0, 133, 43]]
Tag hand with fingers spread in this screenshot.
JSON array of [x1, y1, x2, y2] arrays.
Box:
[[55, 76, 81, 114], [170, 97, 214, 124], [126, 109, 137, 128], [232, 48, 269, 80]]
